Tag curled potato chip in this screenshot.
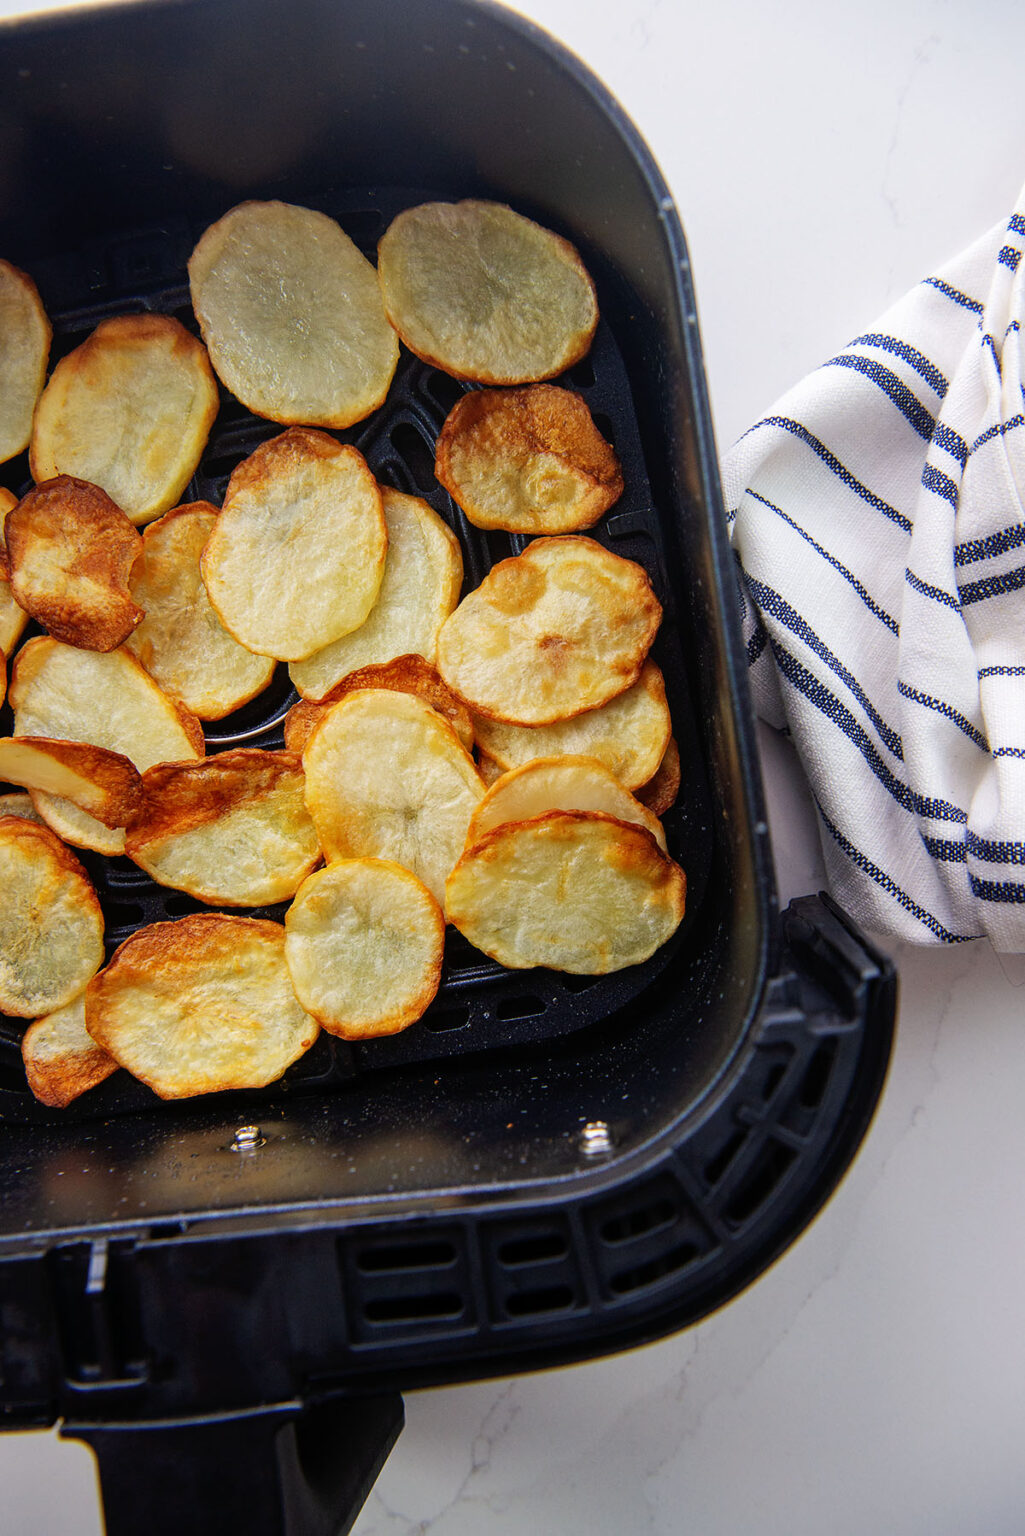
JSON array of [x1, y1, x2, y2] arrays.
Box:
[[289, 487, 463, 699], [0, 260, 50, 466], [0, 792, 42, 824], [284, 858, 444, 1039], [435, 384, 623, 534], [30, 313, 219, 524], [188, 200, 399, 428], [127, 501, 276, 719], [437, 536, 661, 726], [636, 735, 681, 818], [378, 200, 598, 384], [467, 755, 667, 852], [84, 914, 319, 1100], [201, 428, 387, 662], [6, 477, 144, 651], [22, 992, 117, 1108], [126, 750, 321, 907], [284, 653, 474, 755], [0, 488, 29, 656], [0, 816, 105, 1015], [0, 736, 143, 828], [447, 811, 686, 974]]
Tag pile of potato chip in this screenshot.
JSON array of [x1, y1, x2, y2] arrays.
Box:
[[0, 198, 687, 1109]]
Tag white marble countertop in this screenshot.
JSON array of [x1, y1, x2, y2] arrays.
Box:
[[2, 0, 1025, 1531]]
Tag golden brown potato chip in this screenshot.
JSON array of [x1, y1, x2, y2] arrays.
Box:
[[0, 260, 50, 465], [378, 200, 598, 384], [288, 487, 463, 699], [302, 688, 484, 905], [5, 476, 144, 651], [0, 792, 42, 824], [636, 735, 681, 818], [22, 992, 117, 1108], [0, 815, 105, 1015], [466, 755, 667, 852], [188, 200, 399, 428], [201, 428, 387, 662], [284, 654, 474, 755], [85, 914, 319, 1100], [435, 384, 623, 534], [127, 501, 276, 719], [284, 858, 444, 1039], [126, 750, 321, 906], [0, 488, 29, 656], [475, 752, 505, 788], [0, 736, 143, 828], [436, 536, 661, 725], [447, 811, 686, 974]]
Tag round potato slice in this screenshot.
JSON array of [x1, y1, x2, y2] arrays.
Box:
[[0, 260, 50, 465], [84, 914, 319, 1100], [0, 488, 30, 655], [127, 501, 275, 719], [188, 200, 399, 428], [0, 736, 143, 829], [636, 735, 681, 818], [303, 688, 485, 906], [284, 653, 474, 755], [436, 536, 661, 725], [378, 200, 598, 384], [22, 992, 117, 1108], [30, 313, 219, 524], [201, 428, 387, 662], [126, 750, 321, 907], [289, 488, 463, 699], [467, 755, 667, 852], [0, 816, 105, 1016], [446, 811, 686, 974], [284, 858, 445, 1039]]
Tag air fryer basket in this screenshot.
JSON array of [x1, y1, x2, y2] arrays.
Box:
[[0, 2, 896, 1532]]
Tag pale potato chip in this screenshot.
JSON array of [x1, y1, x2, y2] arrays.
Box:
[[6, 476, 144, 651], [435, 384, 623, 534], [127, 501, 276, 719], [446, 811, 686, 974], [0, 792, 42, 824], [636, 735, 681, 818], [289, 487, 463, 699], [30, 313, 219, 524], [188, 200, 399, 428], [466, 755, 667, 852], [475, 752, 504, 788], [0, 815, 105, 1015], [472, 659, 671, 790], [84, 914, 319, 1100], [284, 653, 474, 755], [378, 200, 598, 384], [436, 536, 661, 725], [22, 992, 117, 1108], [201, 428, 387, 661], [302, 688, 484, 905], [0, 260, 50, 465], [0, 488, 29, 656], [0, 736, 142, 828], [284, 858, 444, 1039], [126, 749, 321, 907]]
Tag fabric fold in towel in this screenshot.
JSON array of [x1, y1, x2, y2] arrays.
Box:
[[724, 182, 1025, 950]]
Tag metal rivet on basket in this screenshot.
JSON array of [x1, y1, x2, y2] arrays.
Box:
[[230, 1124, 265, 1153], [579, 1121, 615, 1157]]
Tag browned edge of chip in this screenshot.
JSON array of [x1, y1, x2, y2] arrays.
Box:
[[0, 736, 144, 828], [284, 654, 474, 755], [21, 998, 118, 1108], [636, 736, 681, 818], [125, 748, 307, 853]]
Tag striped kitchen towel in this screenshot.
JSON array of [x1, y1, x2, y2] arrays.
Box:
[[724, 184, 1025, 949]]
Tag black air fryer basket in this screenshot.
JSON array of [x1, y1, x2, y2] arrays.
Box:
[[0, 1, 896, 1531]]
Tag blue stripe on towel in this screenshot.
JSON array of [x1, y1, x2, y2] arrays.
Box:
[[922, 836, 967, 862], [971, 413, 1025, 454], [998, 245, 1022, 272], [967, 831, 1025, 865], [923, 276, 984, 313], [846, 333, 948, 394], [823, 353, 935, 440], [921, 463, 959, 507], [932, 422, 969, 467], [740, 417, 912, 532], [897, 680, 988, 750], [960, 564, 1025, 606], [955, 521, 1025, 567], [979, 664, 1025, 678], [905, 568, 961, 610], [969, 874, 1025, 904]]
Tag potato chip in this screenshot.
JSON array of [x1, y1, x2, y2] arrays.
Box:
[[0, 816, 105, 1015], [302, 688, 484, 905], [126, 749, 321, 906], [0, 792, 42, 824], [436, 536, 661, 725], [378, 200, 598, 384], [284, 653, 474, 755], [0, 736, 143, 828], [6, 476, 144, 651], [188, 200, 399, 428], [0, 260, 50, 465], [0, 488, 29, 655], [636, 735, 681, 818], [284, 858, 444, 1039], [288, 487, 463, 699], [127, 501, 275, 719], [466, 755, 667, 852], [85, 914, 319, 1099], [475, 752, 504, 788], [22, 992, 117, 1108], [30, 313, 219, 524], [435, 384, 623, 534], [201, 428, 387, 661], [446, 811, 686, 974]]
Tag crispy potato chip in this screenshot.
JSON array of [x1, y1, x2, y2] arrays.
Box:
[[289, 488, 463, 698], [284, 653, 474, 755], [284, 858, 444, 1039], [472, 659, 671, 790], [6, 476, 144, 651], [476, 752, 504, 788], [636, 735, 681, 818], [0, 260, 50, 465], [0, 816, 105, 1015], [127, 501, 276, 719], [303, 688, 484, 905], [467, 755, 667, 852], [201, 428, 387, 661], [435, 384, 623, 534], [30, 313, 219, 524], [22, 992, 117, 1108], [0, 488, 29, 656], [126, 750, 321, 906], [0, 792, 42, 823], [378, 200, 598, 384], [447, 811, 686, 974], [0, 736, 142, 828], [188, 200, 399, 428], [437, 536, 661, 725], [85, 914, 319, 1099]]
